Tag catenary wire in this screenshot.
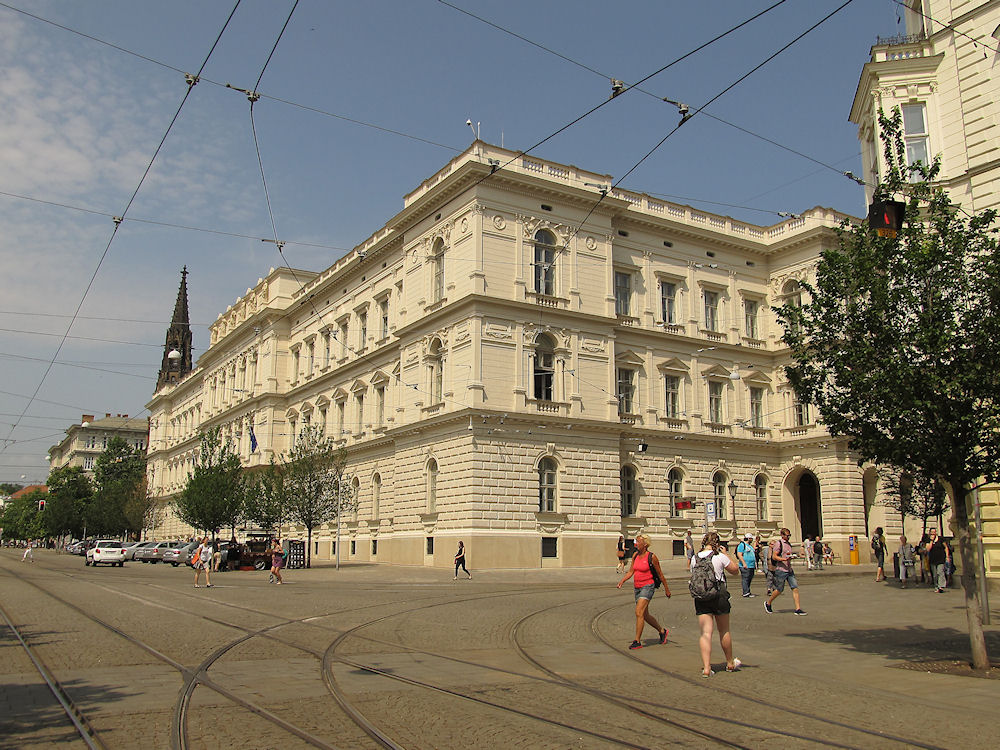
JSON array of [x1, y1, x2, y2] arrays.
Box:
[[0, 1, 242, 455]]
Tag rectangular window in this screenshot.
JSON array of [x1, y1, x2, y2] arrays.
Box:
[[339, 321, 349, 358], [375, 386, 385, 426], [794, 399, 810, 427], [616, 368, 635, 415], [84, 456, 95, 470], [292, 350, 300, 380], [379, 299, 389, 339], [664, 375, 680, 419], [749, 387, 763, 428], [359, 312, 368, 350], [426, 537, 434, 555], [371, 540, 378, 556], [660, 281, 677, 325], [541, 536, 558, 558], [356, 393, 365, 431], [337, 402, 345, 437], [534, 245, 554, 295], [614, 271, 631, 316], [704, 290, 719, 332], [744, 299, 759, 339], [708, 381, 723, 423], [901, 103, 929, 178], [350, 540, 356, 556], [324, 330, 333, 366]]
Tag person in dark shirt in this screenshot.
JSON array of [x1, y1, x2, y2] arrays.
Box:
[[925, 528, 951, 593]]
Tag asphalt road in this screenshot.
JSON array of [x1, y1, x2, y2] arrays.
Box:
[[1, 549, 997, 749]]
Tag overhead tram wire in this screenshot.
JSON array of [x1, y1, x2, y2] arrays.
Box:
[[463, 0, 791, 190], [439, 0, 863, 186], [0, 0, 243, 456], [0, 1, 460, 154]]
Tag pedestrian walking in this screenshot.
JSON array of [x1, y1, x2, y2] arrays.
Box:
[[871, 527, 887, 581], [802, 535, 815, 570], [615, 535, 626, 574], [924, 528, 950, 593], [211, 538, 223, 572], [454, 540, 472, 579], [616, 534, 670, 649], [270, 539, 285, 584], [735, 533, 757, 597], [193, 536, 213, 588], [21, 540, 34, 563], [898, 535, 916, 588], [690, 531, 740, 677], [812, 534, 825, 570], [226, 536, 240, 572], [683, 530, 694, 570], [764, 528, 806, 615]]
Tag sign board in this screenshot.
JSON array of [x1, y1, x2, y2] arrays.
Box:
[[674, 500, 692, 511], [705, 501, 716, 523]]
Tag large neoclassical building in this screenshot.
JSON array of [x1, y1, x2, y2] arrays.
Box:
[[146, 141, 891, 568]]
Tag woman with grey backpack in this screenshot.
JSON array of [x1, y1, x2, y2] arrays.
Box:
[[689, 531, 740, 677]]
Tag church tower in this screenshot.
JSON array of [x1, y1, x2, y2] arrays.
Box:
[[156, 267, 193, 391]]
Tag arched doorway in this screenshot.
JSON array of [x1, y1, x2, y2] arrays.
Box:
[[798, 472, 821, 539]]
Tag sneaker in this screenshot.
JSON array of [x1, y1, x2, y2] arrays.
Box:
[[746, 593, 756, 598], [742, 593, 750, 597], [659, 628, 669, 644], [628, 640, 643, 650], [794, 609, 807, 616], [764, 601, 773, 614]]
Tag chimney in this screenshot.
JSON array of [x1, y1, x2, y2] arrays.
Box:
[[106, 413, 111, 418], [82, 414, 94, 423], [122, 414, 128, 418]]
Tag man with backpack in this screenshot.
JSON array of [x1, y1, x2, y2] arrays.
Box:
[[764, 528, 806, 615], [735, 533, 757, 597]]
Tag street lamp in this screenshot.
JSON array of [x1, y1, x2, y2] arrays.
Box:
[[728, 479, 738, 523]]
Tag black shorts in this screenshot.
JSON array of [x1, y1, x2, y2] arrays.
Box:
[[694, 591, 732, 616]]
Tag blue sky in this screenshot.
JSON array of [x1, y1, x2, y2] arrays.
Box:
[[0, 0, 902, 484]]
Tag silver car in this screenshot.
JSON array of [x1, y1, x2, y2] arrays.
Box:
[[163, 541, 199, 567], [134, 541, 177, 563]]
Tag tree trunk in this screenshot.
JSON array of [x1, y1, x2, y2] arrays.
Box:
[[948, 477, 990, 670], [306, 527, 312, 569]]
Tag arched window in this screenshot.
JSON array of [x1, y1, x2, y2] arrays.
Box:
[[426, 458, 438, 513], [668, 468, 683, 517], [372, 473, 381, 519], [533, 333, 555, 402], [713, 471, 727, 520], [620, 465, 637, 517], [538, 457, 557, 512], [431, 237, 445, 303], [428, 338, 443, 404], [755, 474, 768, 521], [533, 229, 556, 295]]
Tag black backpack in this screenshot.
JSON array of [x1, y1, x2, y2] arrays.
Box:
[[633, 550, 661, 588], [689, 553, 721, 601]]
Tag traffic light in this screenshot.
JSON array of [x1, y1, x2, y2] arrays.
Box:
[[674, 500, 693, 511], [38, 498, 45, 511], [867, 200, 906, 238]]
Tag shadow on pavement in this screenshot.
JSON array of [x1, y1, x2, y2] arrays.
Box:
[[787, 625, 1000, 664]]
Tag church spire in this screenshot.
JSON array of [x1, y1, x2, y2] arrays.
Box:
[[156, 266, 193, 391]]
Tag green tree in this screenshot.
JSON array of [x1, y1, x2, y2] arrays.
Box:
[[283, 425, 352, 568], [244, 458, 289, 534], [779, 109, 1000, 670], [0, 490, 45, 541], [878, 468, 949, 537], [92, 436, 146, 538], [0, 482, 25, 496], [44, 465, 93, 540], [174, 427, 245, 540]]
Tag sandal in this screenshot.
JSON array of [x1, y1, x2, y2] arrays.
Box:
[[701, 669, 715, 678], [726, 658, 742, 672]]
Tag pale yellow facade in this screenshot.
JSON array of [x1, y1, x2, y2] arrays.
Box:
[[48, 414, 148, 477], [146, 142, 903, 568], [851, 0, 1000, 582]]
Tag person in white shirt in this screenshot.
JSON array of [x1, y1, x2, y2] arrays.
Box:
[[193, 536, 214, 588], [691, 531, 740, 677]]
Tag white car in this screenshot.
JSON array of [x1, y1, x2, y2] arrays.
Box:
[[86, 539, 128, 567]]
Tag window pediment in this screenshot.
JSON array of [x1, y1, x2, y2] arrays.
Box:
[[657, 358, 689, 374], [315, 395, 331, 407], [702, 364, 736, 380], [615, 349, 645, 367], [332, 387, 349, 402], [742, 369, 772, 386], [350, 379, 368, 393]]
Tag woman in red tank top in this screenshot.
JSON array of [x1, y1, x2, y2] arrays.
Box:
[[616, 534, 671, 649]]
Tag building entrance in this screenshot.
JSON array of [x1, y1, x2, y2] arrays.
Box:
[[798, 472, 821, 539]]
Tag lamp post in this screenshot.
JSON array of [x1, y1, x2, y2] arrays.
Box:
[[728, 479, 738, 527]]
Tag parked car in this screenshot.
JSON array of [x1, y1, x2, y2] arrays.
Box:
[[134, 541, 178, 563], [163, 541, 199, 567], [123, 541, 152, 561], [86, 539, 128, 567], [66, 540, 86, 555]]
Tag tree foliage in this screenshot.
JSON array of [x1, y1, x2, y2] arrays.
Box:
[[244, 457, 288, 534], [174, 427, 245, 539], [91, 436, 146, 538], [878, 468, 949, 535], [44, 465, 93, 539], [778, 108, 1000, 669], [0, 490, 46, 540], [282, 425, 353, 568]]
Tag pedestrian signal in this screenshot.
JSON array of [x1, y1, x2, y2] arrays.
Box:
[[867, 200, 905, 238], [38, 499, 45, 511], [674, 500, 693, 510]]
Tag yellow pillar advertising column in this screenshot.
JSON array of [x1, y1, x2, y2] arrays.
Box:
[[849, 534, 860, 565]]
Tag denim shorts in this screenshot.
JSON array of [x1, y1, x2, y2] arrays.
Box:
[[634, 584, 656, 602], [773, 569, 798, 592]]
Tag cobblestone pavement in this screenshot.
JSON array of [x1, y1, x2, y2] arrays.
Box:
[[0, 549, 997, 749]]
